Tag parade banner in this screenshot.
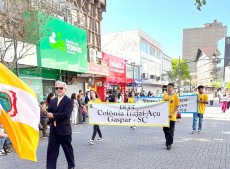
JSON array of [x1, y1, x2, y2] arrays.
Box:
[[135, 95, 198, 113], [89, 102, 169, 127]]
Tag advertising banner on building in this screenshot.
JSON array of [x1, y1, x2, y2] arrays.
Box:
[[88, 62, 110, 76], [102, 52, 126, 78], [135, 95, 198, 113], [89, 102, 169, 127], [37, 18, 88, 72]]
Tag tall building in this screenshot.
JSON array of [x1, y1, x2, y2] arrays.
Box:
[[183, 20, 227, 73]]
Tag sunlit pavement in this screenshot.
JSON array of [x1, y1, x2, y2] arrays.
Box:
[[1, 105, 230, 169]]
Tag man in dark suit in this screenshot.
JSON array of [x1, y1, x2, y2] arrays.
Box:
[[41, 81, 75, 169]]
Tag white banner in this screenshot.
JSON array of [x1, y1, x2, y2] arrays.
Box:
[[135, 95, 198, 113], [89, 102, 169, 127]]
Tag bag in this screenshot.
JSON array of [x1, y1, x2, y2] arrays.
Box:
[[82, 106, 87, 114]]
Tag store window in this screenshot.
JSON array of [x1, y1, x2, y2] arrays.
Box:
[[140, 41, 149, 53], [42, 79, 56, 100]]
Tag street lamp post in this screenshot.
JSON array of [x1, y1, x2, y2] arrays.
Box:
[[131, 62, 135, 91], [178, 56, 181, 95]]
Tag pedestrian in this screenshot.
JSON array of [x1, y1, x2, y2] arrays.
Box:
[[221, 91, 228, 113], [41, 81, 75, 169], [162, 83, 180, 150], [209, 91, 214, 106], [71, 93, 79, 125], [88, 90, 103, 145], [128, 91, 136, 130], [84, 91, 90, 117], [191, 85, 208, 134], [0, 123, 8, 156], [77, 94, 85, 123], [46, 93, 55, 107], [40, 101, 49, 138]]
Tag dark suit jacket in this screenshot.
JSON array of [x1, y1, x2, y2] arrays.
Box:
[[47, 95, 73, 135]]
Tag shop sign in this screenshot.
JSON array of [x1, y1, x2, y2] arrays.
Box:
[[88, 62, 109, 76], [37, 17, 88, 73], [102, 52, 126, 78], [127, 79, 142, 87]]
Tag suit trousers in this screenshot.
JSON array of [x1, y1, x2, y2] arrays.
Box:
[[46, 134, 75, 169], [163, 121, 176, 146]]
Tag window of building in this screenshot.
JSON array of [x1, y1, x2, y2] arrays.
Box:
[[150, 47, 156, 57], [140, 41, 149, 53], [156, 50, 161, 59], [0, 0, 4, 11]]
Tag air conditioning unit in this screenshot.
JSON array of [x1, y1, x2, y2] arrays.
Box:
[[150, 75, 155, 79], [96, 51, 102, 59], [89, 48, 96, 63], [89, 0, 95, 4], [142, 73, 148, 79]]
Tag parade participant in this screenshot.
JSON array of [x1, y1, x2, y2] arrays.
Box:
[[41, 81, 75, 169], [46, 93, 55, 107], [162, 83, 180, 150], [88, 90, 103, 145], [221, 91, 228, 113], [191, 85, 208, 134], [128, 91, 136, 130]]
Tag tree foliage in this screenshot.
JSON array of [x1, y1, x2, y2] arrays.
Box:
[[226, 82, 230, 89], [167, 58, 190, 83], [195, 0, 207, 11], [212, 81, 222, 89], [0, 0, 54, 73]]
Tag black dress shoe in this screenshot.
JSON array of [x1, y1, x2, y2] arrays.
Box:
[[166, 145, 171, 150]]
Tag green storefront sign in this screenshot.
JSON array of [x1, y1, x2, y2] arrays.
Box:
[[37, 17, 88, 73]]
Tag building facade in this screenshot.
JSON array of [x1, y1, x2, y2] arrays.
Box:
[[162, 53, 172, 82], [183, 20, 227, 74], [102, 29, 169, 94]]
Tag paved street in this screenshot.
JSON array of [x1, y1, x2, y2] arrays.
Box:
[[1, 104, 230, 169]]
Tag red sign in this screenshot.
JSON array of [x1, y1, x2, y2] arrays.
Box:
[[88, 62, 110, 76], [102, 52, 126, 78]]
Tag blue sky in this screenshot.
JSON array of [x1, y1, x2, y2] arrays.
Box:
[[101, 0, 230, 58]]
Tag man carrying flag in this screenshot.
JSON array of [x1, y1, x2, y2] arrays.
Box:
[[0, 62, 40, 161]]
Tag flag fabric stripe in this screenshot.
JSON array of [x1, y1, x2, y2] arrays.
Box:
[[0, 106, 39, 161], [0, 62, 36, 98]]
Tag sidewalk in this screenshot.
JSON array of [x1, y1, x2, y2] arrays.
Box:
[[0, 107, 230, 169]]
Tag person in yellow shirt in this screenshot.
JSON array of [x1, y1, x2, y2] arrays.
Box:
[[162, 83, 180, 150], [88, 90, 103, 145], [128, 91, 136, 130], [192, 85, 208, 134]]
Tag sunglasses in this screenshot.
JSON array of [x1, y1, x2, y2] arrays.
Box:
[[55, 87, 64, 90]]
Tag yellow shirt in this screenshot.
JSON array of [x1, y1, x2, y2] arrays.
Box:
[[90, 98, 101, 103], [128, 97, 135, 103], [198, 93, 208, 114], [162, 93, 180, 121]]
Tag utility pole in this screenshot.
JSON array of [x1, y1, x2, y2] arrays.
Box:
[[178, 56, 181, 95], [131, 62, 135, 91]]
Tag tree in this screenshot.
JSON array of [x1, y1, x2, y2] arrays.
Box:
[[226, 82, 230, 89], [212, 81, 222, 89], [167, 58, 190, 83], [194, 0, 206, 11], [0, 0, 55, 74]]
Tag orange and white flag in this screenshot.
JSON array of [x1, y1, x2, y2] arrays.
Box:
[[0, 62, 40, 161]]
